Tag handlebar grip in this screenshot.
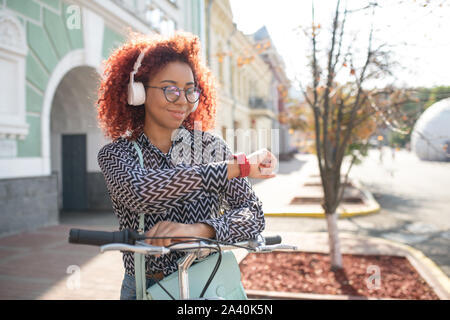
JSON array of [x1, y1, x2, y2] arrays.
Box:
[[264, 235, 282, 245], [68, 229, 141, 246]]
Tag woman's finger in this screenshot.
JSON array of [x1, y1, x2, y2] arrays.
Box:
[[154, 221, 170, 247], [148, 222, 168, 258], [158, 226, 175, 247], [148, 221, 166, 246], [259, 166, 273, 175], [144, 222, 159, 245]]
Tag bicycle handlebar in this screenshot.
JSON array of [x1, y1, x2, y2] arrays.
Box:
[[68, 228, 143, 246], [68, 228, 294, 254], [264, 235, 281, 246]]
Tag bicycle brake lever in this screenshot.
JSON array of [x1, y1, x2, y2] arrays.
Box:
[[246, 235, 265, 250], [255, 244, 298, 252]]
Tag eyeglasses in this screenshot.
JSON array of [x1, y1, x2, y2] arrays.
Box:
[[144, 85, 201, 104]]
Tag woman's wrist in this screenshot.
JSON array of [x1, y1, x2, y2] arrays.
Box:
[[226, 159, 240, 180], [226, 153, 251, 180]]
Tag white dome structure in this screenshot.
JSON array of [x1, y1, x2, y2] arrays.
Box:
[[411, 97, 450, 161]]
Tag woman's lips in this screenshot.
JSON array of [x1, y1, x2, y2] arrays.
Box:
[[168, 110, 185, 120]]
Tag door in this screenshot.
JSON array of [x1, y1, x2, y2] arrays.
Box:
[[62, 134, 88, 211]]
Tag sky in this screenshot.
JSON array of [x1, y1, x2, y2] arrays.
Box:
[[229, 0, 450, 90]]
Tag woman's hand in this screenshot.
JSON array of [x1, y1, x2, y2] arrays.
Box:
[[247, 148, 278, 179], [144, 221, 215, 248], [227, 148, 278, 180]]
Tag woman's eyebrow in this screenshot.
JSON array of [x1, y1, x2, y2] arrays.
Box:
[[160, 80, 195, 85]]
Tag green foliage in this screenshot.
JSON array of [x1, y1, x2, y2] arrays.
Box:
[[389, 131, 410, 148], [424, 86, 450, 109], [384, 86, 450, 147]]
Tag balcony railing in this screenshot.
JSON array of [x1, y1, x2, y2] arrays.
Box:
[[249, 96, 271, 110]]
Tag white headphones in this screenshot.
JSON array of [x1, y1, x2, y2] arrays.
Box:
[[127, 48, 199, 113], [127, 49, 149, 106]]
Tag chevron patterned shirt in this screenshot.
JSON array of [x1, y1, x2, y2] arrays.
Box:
[[97, 126, 265, 277]]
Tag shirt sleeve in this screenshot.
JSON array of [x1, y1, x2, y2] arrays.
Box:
[[201, 136, 265, 242], [97, 141, 229, 214]]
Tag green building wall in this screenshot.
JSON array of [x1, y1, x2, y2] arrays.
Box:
[[4, 0, 124, 158]]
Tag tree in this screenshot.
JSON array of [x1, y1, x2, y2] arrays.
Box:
[[424, 86, 450, 109], [294, 0, 415, 270]]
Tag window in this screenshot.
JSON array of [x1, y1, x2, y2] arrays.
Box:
[[0, 12, 29, 140], [145, 6, 162, 30], [160, 17, 176, 35], [217, 43, 225, 86]]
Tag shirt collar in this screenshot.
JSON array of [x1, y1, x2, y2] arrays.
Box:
[[137, 125, 188, 157]]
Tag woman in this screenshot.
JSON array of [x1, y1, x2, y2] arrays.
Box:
[[96, 31, 277, 300]]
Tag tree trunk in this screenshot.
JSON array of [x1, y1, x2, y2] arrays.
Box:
[[325, 212, 343, 271]]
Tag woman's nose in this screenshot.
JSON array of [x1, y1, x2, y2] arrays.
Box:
[[175, 91, 188, 104]]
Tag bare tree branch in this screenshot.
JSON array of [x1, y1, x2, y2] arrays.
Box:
[[311, 1, 325, 182], [336, 4, 377, 165], [322, 0, 341, 172]]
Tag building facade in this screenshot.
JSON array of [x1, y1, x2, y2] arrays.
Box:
[[0, 0, 293, 236], [251, 26, 292, 159], [205, 0, 292, 157]]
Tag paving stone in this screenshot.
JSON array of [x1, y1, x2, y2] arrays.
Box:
[[381, 233, 430, 245]]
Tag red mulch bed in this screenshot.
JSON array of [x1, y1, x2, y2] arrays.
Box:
[[239, 251, 440, 300]]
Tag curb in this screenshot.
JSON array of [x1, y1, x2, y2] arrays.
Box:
[[259, 155, 381, 219], [235, 231, 450, 300], [263, 207, 380, 218], [245, 290, 401, 300], [263, 183, 381, 219]]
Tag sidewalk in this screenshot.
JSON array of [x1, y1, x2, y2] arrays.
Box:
[[0, 218, 123, 300], [251, 154, 380, 218]]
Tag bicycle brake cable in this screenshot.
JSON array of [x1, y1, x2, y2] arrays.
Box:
[[148, 243, 221, 300], [199, 242, 222, 298], [149, 273, 176, 300], [141, 236, 256, 300]]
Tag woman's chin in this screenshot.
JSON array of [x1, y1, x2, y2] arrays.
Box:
[[166, 119, 186, 130]]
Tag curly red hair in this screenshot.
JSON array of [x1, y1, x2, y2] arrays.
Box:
[[97, 31, 217, 141]]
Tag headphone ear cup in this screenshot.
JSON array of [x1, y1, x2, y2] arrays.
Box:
[[128, 82, 146, 106]]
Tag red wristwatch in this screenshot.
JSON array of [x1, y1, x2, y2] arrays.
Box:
[[233, 153, 250, 178]]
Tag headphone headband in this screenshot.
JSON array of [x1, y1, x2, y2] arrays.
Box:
[[132, 48, 149, 75]]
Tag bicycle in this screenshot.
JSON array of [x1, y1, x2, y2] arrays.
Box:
[[68, 228, 297, 300]]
